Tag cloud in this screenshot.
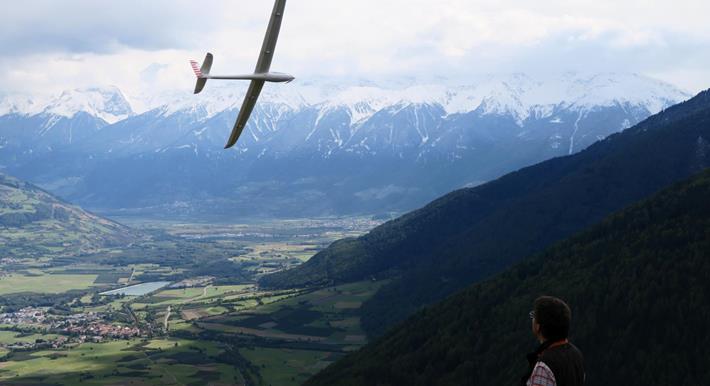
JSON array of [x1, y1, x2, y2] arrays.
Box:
[[1, 0, 709, 95], [0, 1, 203, 55], [140, 63, 170, 83]]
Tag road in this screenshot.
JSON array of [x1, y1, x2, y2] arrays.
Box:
[[164, 305, 171, 331]]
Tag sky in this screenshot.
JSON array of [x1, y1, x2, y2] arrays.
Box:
[[1, 0, 709, 98]]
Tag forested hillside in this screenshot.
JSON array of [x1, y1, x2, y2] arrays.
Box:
[[306, 168, 710, 386], [261, 89, 710, 337]]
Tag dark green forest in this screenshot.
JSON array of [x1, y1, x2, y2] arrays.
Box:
[[262, 89, 710, 338], [306, 167, 710, 386]]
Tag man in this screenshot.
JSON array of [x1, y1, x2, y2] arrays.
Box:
[[522, 296, 585, 386]]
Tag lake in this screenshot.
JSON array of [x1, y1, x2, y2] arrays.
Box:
[[100, 281, 171, 296]]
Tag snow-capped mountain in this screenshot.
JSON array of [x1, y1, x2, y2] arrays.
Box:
[[0, 73, 692, 217], [123, 72, 685, 131], [1, 86, 133, 124], [0, 87, 133, 157]]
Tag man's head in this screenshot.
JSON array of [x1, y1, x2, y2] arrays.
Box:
[[530, 296, 572, 343]]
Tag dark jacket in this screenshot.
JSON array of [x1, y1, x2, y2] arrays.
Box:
[[522, 340, 585, 386]]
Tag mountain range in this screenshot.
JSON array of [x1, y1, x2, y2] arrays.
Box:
[[0, 73, 690, 217], [261, 88, 710, 339]]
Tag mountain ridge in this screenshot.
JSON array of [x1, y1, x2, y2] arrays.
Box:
[[260, 88, 710, 337], [1, 73, 686, 128]]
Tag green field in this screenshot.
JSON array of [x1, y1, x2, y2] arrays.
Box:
[[188, 280, 386, 384], [98, 279, 385, 385], [0, 273, 97, 295], [0, 339, 245, 385], [0, 277, 382, 385], [148, 285, 254, 306], [0, 331, 60, 345], [241, 347, 333, 386]]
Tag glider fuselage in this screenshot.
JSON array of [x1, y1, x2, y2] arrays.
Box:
[[205, 72, 294, 83]]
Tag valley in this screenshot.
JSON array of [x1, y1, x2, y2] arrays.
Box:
[[0, 217, 383, 386]]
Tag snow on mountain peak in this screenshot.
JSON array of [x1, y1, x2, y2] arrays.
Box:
[[44, 86, 134, 124], [560, 73, 689, 113], [0, 86, 134, 124], [277, 73, 689, 124], [0, 73, 691, 126], [0, 94, 43, 116]]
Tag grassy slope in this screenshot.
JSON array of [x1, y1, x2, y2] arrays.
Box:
[[306, 168, 710, 386], [0, 173, 135, 257]]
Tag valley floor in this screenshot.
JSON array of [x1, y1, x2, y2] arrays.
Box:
[[0, 217, 382, 386]]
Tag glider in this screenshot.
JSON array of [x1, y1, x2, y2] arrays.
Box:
[[190, 0, 293, 149]]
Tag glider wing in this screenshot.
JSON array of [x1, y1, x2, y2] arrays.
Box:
[[254, 0, 287, 74], [224, 80, 266, 149]]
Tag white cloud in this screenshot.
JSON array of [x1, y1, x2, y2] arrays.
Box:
[[1, 0, 709, 97]]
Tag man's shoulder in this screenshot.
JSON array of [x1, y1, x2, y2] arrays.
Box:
[[564, 342, 584, 358], [539, 342, 585, 386], [539, 342, 584, 372]]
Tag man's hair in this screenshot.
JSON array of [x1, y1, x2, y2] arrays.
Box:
[[533, 296, 571, 341]]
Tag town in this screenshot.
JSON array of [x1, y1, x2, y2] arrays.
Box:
[[1, 307, 142, 352]]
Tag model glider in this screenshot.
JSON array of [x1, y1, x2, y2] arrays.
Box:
[[190, 0, 293, 149]]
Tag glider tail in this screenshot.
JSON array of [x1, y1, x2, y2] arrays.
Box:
[[191, 53, 213, 94]]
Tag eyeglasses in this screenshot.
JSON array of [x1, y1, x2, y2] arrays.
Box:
[[529, 310, 535, 320]]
